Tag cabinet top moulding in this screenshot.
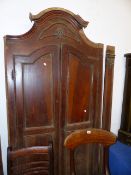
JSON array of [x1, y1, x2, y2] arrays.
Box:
[[29, 7, 88, 27], [4, 7, 103, 49]]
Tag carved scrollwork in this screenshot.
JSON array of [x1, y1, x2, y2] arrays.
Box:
[[106, 47, 115, 67], [106, 56, 115, 66], [54, 28, 64, 39], [39, 25, 80, 43]]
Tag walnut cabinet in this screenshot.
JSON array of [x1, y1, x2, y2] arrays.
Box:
[[4, 8, 115, 175]]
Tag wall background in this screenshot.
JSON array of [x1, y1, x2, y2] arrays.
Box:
[[0, 0, 131, 174]]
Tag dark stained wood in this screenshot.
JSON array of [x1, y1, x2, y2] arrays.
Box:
[[102, 46, 115, 131], [64, 128, 116, 148], [0, 138, 3, 175], [118, 53, 131, 145], [64, 128, 116, 175], [7, 142, 54, 175], [4, 8, 115, 175]]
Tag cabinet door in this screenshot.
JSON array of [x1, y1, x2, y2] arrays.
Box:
[[60, 45, 102, 175], [14, 45, 60, 173]]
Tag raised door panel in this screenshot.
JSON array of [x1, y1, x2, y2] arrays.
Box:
[[67, 53, 93, 124], [13, 45, 60, 174], [60, 45, 101, 175], [24, 55, 53, 128]]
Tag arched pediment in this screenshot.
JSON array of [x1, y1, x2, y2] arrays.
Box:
[[29, 7, 88, 29], [5, 8, 103, 49]]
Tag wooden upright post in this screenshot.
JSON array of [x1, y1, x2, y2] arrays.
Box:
[[102, 46, 115, 131]]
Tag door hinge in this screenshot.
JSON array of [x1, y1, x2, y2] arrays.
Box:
[[11, 69, 16, 80]]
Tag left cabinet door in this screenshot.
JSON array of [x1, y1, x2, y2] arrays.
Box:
[[13, 45, 60, 173]]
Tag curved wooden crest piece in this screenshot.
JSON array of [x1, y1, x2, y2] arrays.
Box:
[[29, 7, 89, 29]]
